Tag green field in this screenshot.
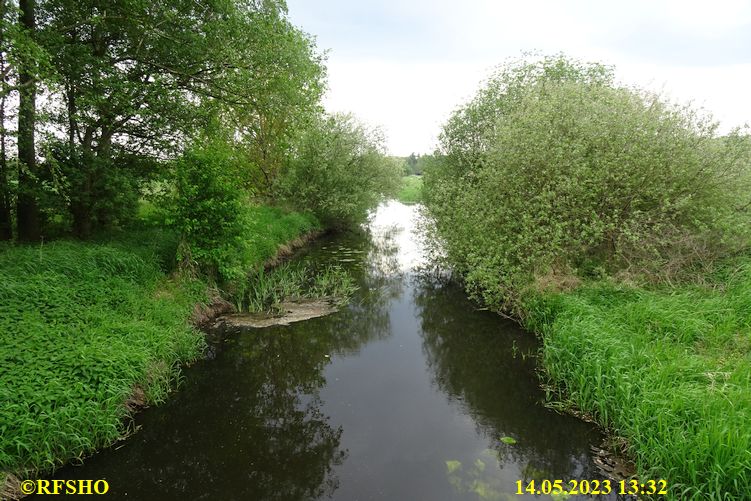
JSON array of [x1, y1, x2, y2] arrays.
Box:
[[396, 175, 423, 204]]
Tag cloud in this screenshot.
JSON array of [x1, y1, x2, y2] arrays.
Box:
[[322, 58, 492, 155], [288, 0, 751, 155]]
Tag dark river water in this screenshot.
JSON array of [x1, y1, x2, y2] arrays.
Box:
[[46, 201, 628, 500]]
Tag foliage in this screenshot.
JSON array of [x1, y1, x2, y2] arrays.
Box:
[[404, 152, 418, 175], [438, 54, 614, 169], [276, 113, 401, 228], [1, 0, 327, 239], [241, 263, 357, 312], [221, 5, 326, 191], [423, 54, 751, 498], [1, 0, 51, 240], [400, 152, 434, 176], [424, 54, 751, 312], [167, 140, 249, 282], [167, 141, 320, 282], [0, 0, 387, 490], [0, 200, 321, 484], [523, 261, 751, 500], [38, 0, 221, 236], [396, 175, 423, 204], [0, 237, 207, 478]]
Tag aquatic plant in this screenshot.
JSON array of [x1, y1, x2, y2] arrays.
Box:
[[241, 263, 358, 313]]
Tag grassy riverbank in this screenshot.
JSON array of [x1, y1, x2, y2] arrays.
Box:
[[522, 264, 751, 500], [0, 206, 320, 489], [396, 175, 423, 204], [421, 55, 751, 499]]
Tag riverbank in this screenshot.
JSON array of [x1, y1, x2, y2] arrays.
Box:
[[396, 175, 423, 204], [33, 200, 617, 500], [521, 260, 751, 500], [0, 206, 320, 497]]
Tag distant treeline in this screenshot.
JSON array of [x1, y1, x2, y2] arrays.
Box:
[[392, 152, 442, 176]]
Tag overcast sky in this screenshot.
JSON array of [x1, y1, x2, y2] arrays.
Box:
[[286, 0, 751, 156]]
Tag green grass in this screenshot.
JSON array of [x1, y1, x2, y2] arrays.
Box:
[[524, 263, 751, 500], [396, 175, 423, 204], [242, 263, 358, 313], [0, 236, 207, 479], [241, 206, 321, 268], [0, 205, 321, 484]]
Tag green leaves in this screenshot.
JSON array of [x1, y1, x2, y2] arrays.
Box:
[[276, 113, 402, 228], [425, 53, 751, 312], [166, 140, 322, 283], [0, 239, 207, 476]]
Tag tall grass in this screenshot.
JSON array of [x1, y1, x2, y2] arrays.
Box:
[[241, 206, 321, 269], [240, 263, 357, 313], [524, 262, 751, 500]]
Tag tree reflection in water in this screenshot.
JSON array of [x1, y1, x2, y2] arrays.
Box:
[[413, 275, 605, 489], [47, 202, 612, 501], [49, 226, 397, 500]]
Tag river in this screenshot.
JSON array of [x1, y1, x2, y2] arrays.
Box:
[[45, 201, 629, 500]]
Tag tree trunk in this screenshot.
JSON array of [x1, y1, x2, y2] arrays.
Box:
[[71, 128, 94, 238], [16, 0, 39, 242], [71, 200, 92, 238], [0, 93, 12, 240], [0, 0, 13, 240]]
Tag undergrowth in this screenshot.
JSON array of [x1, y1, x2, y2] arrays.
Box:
[[0, 238, 207, 479], [523, 260, 751, 500]]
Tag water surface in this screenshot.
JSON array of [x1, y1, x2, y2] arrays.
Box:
[[47, 201, 627, 500]]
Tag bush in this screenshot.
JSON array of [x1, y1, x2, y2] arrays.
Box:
[[276, 113, 401, 228], [166, 141, 321, 283], [167, 141, 252, 282], [424, 54, 751, 312]]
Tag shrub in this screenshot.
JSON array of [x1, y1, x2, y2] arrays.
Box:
[[276, 113, 401, 228], [166, 140, 321, 284], [424, 55, 751, 312], [166, 141, 251, 282]]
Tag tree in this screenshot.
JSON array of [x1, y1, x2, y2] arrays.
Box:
[[216, 4, 325, 192], [16, 0, 38, 241], [276, 113, 401, 228], [425, 54, 751, 311], [405, 152, 418, 174], [41, 0, 235, 236], [0, 0, 13, 240], [35, 0, 325, 237]]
